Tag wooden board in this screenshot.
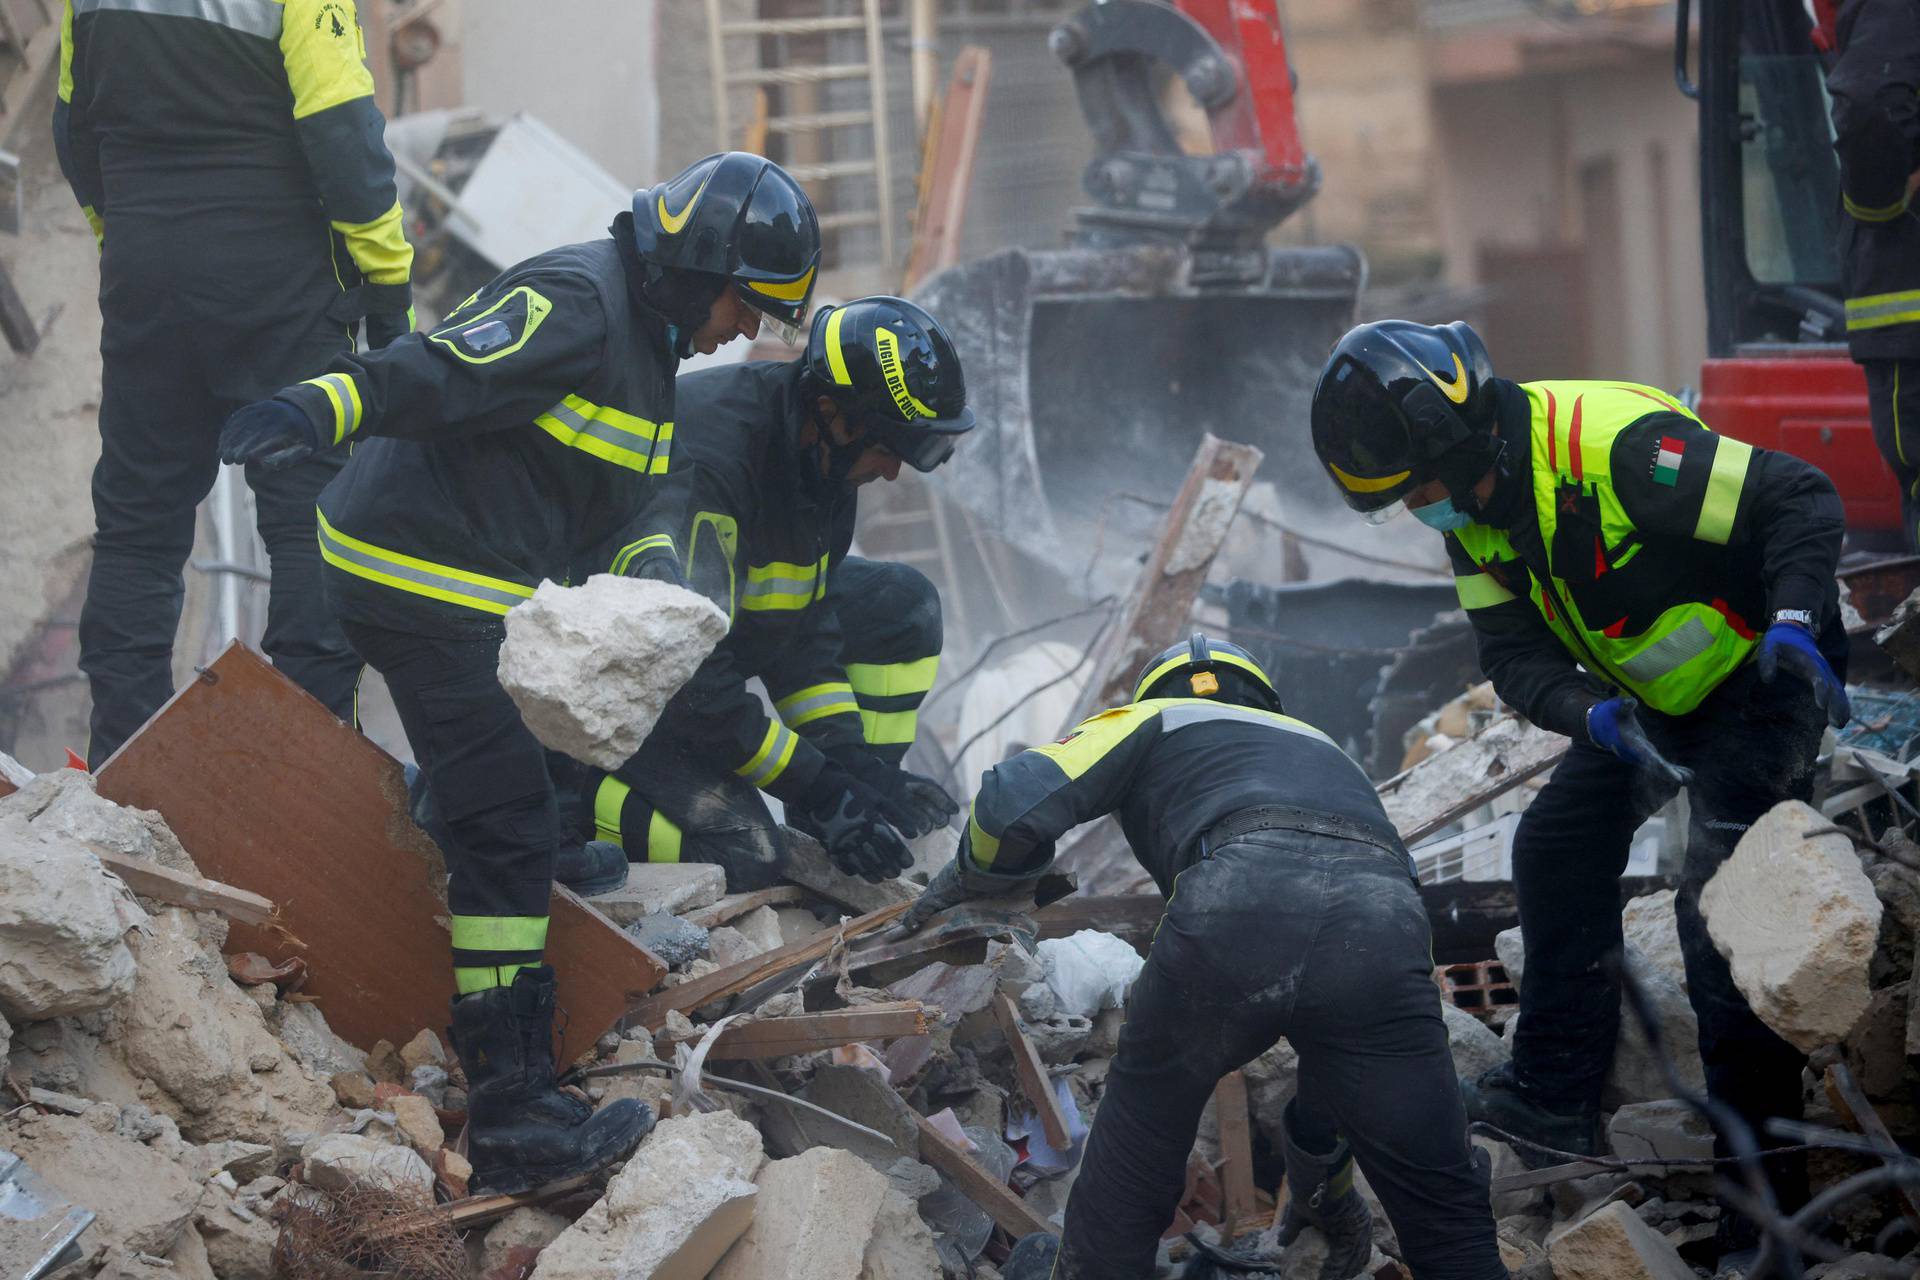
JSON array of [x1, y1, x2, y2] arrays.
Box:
[[1214, 1070, 1258, 1230], [94, 643, 664, 1065], [89, 846, 278, 929], [683, 885, 805, 929], [1377, 716, 1566, 846], [914, 1112, 1054, 1239], [900, 45, 993, 292], [991, 991, 1071, 1150]]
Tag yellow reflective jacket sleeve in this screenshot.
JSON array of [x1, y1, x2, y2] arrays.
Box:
[[966, 703, 1162, 881], [281, 0, 412, 303], [52, 0, 104, 244], [1607, 415, 1844, 619]]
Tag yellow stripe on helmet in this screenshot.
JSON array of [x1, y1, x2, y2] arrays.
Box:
[[824, 306, 853, 386], [1327, 461, 1411, 494], [746, 265, 816, 303]]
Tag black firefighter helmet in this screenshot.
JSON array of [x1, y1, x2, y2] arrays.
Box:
[[1133, 633, 1284, 714], [1310, 320, 1500, 519], [629, 151, 821, 340], [803, 295, 975, 473]]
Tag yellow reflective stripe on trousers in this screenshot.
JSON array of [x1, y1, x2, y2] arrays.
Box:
[[450, 915, 550, 952], [861, 707, 919, 745], [774, 681, 859, 728], [594, 776, 629, 845], [454, 962, 538, 994], [1847, 289, 1920, 332], [535, 394, 669, 474], [611, 533, 676, 576], [1693, 437, 1753, 544], [1454, 571, 1516, 611], [736, 719, 798, 787], [647, 809, 683, 863], [1844, 192, 1910, 224], [739, 554, 828, 612], [845, 655, 940, 697], [317, 510, 535, 615], [301, 372, 364, 444]]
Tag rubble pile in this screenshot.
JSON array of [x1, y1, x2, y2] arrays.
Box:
[[7, 755, 1920, 1280]]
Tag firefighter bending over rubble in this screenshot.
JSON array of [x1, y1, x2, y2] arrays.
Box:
[[904, 636, 1509, 1280], [565, 296, 973, 889], [1311, 319, 1849, 1274], [217, 152, 822, 1194]]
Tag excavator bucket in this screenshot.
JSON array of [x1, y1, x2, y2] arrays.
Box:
[[912, 240, 1363, 571]]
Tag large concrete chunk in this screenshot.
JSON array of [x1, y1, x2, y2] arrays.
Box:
[[1621, 890, 1686, 992], [0, 811, 147, 1019], [710, 1147, 890, 1280], [1547, 1201, 1696, 1280], [591, 863, 727, 926], [1441, 1001, 1509, 1080], [300, 1133, 435, 1203], [498, 576, 728, 770], [1608, 1099, 1713, 1166], [6, 768, 200, 877], [3, 1112, 201, 1268], [1701, 800, 1882, 1053], [533, 1111, 764, 1280]]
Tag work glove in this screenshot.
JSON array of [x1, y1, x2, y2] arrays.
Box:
[[1587, 696, 1694, 789], [803, 762, 915, 883], [364, 305, 415, 351], [218, 398, 320, 470], [897, 858, 977, 935], [1756, 620, 1850, 728], [827, 744, 959, 838]]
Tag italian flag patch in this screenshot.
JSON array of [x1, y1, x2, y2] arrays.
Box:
[[1652, 435, 1686, 487]]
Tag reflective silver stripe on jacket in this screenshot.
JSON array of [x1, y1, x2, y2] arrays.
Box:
[[1155, 700, 1338, 747], [316, 519, 532, 612], [1615, 617, 1717, 684], [75, 0, 281, 38]]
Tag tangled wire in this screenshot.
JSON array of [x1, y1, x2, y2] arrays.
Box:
[[270, 1179, 467, 1280]]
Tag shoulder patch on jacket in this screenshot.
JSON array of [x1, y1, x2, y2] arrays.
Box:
[[428, 285, 553, 365]]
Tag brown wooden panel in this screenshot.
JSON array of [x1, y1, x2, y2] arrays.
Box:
[[95, 643, 663, 1064]]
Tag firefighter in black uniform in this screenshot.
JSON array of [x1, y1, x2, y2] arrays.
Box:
[[907, 636, 1508, 1280], [56, 0, 413, 767], [218, 152, 822, 1193], [1310, 320, 1848, 1266], [1830, 0, 1920, 551], [578, 296, 971, 888]]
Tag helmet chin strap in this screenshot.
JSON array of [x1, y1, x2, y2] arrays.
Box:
[[799, 401, 865, 496]]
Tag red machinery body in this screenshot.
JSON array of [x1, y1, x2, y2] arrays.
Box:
[[1698, 354, 1893, 531], [1173, 0, 1310, 193]]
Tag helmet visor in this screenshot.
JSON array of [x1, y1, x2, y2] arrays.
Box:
[[864, 404, 974, 473], [1362, 500, 1406, 526], [735, 284, 805, 345]]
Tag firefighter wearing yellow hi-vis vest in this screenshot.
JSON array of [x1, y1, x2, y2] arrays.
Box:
[[219, 151, 822, 1196], [1310, 319, 1848, 1267], [577, 296, 973, 890]]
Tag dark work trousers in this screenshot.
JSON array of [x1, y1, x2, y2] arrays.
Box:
[[339, 620, 557, 930], [1507, 665, 1824, 1237], [1056, 831, 1506, 1280], [1865, 357, 1920, 553], [575, 556, 942, 888], [78, 205, 360, 768]]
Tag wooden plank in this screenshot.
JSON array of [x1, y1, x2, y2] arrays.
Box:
[[626, 900, 911, 1031], [914, 1112, 1054, 1239], [683, 884, 805, 929], [1376, 716, 1567, 846], [88, 846, 279, 929], [1064, 435, 1265, 729], [1215, 1070, 1258, 1230], [94, 643, 665, 1065], [991, 991, 1070, 1150], [900, 45, 993, 292], [657, 1002, 928, 1060]]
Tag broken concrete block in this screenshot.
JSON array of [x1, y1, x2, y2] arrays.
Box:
[[626, 911, 709, 967], [498, 576, 728, 770], [1547, 1200, 1696, 1280], [1604, 955, 1705, 1108], [273, 1000, 367, 1079], [114, 909, 337, 1145], [1442, 1000, 1510, 1080], [1844, 984, 1910, 1100], [1875, 588, 1920, 680], [0, 811, 147, 1019], [5, 768, 199, 877], [779, 827, 917, 912], [710, 1147, 888, 1280], [1495, 926, 1525, 992], [593, 863, 727, 926], [366, 1038, 405, 1084], [391, 1093, 445, 1156], [763, 1064, 919, 1172], [330, 1071, 378, 1110], [4, 1112, 201, 1267], [863, 1186, 943, 1279], [398, 1027, 446, 1073], [1244, 1036, 1301, 1153], [532, 1110, 764, 1280], [300, 1133, 435, 1203], [732, 905, 786, 956], [194, 1186, 278, 1280], [480, 1207, 571, 1277], [1608, 1100, 1713, 1166], [1701, 801, 1882, 1053], [1621, 890, 1686, 992]]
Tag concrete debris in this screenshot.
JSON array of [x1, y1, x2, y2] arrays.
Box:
[[497, 575, 729, 770], [390, 1093, 445, 1156], [1874, 587, 1920, 681], [2, 1112, 201, 1270], [627, 910, 710, 968], [6, 769, 200, 878], [1701, 800, 1882, 1053], [1547, 1200, 1697, 1280], [1607, 1100, 1714, 1166], [1441, 1000, 1510, 1080], [532, 1111, 765, 1280], [299, 1132, 436, 1203], [594, 862, 728, 925], [1620, 890, 1687, 992], [711, 1147, 939, 1280], [480, 1207, 572, 1277], [779, 827, 918, 912], [272, 1000, 368, 1079], [0, 811, 148, 1019], [397, 1027, 446, 1073]]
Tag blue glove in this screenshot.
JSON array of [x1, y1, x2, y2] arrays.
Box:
[[218, 398, 320, 470], [1587, 696, 1694, 788], [1756, 621, 1850, 728]]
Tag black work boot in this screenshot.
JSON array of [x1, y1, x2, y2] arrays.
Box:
[[448, 965, 653, 1194], [553, 840, 628, 897], [1459, 1062, 1600, 1166], [1276, 1101, 1374, 1280]]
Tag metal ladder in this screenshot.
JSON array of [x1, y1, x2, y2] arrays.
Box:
[[703, 0, 896, 267]]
